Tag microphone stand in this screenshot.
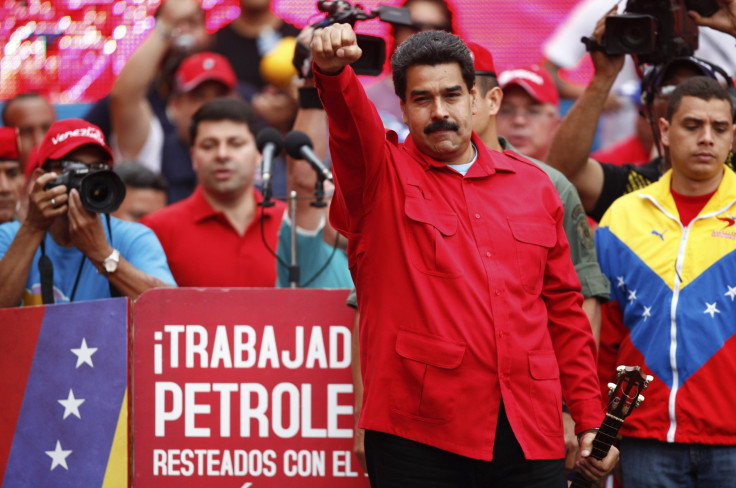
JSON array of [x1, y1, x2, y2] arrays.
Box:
[[288, 190, 300, 288], [311, 173, 328, 209]]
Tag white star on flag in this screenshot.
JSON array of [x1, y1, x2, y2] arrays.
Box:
[[71, 338, 97, 368], [45, 440, 72, 471], [58, 389, 85, 419], [726, 285, 736, 302], [617, 276, 625, 288], [628, 289, 637, 303], [704, 302, 720, 318], [642, 306, 652, 321]]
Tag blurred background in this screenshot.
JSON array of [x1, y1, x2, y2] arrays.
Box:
[[0, 0, 588, 112]]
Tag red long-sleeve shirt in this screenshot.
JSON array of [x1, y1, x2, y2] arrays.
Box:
[[316, 66, 604, 461]]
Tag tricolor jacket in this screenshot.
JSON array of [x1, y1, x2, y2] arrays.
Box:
[[596, 168, 736, 444]]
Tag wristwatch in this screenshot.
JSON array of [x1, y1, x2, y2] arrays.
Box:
[[99, 249, 120, 275]]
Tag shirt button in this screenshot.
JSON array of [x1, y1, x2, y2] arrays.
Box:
[[495, 290, 502, 296], [486, 251, 491, 257], [475, 213, 481, 219]]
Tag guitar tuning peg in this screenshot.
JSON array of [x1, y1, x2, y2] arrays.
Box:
[[616, 365, 626, 372], [638, 394, 645, 403], [607, 383, 616, 396], [646, 375, 653, 382]]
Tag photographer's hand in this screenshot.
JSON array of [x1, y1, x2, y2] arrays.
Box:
[[310, 24, 362, 75], [690, 0, 736, 37], [67, 188, 111, 264], [0, 170, 69, 308], [25, 171, 69, 233]]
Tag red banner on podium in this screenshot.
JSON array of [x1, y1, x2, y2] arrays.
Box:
[[132, 288, 369, 487]]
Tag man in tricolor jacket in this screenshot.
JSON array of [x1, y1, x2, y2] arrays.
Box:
[[596, 76, 736, 486]]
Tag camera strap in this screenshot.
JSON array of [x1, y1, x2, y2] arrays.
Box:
[[38, 237, 54, 305], [38, 233, 86, 305]]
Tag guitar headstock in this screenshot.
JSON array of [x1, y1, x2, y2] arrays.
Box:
[[606, 365, 652, 419]]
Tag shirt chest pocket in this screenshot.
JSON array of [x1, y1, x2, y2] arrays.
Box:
[[404, 197, 461, 278], [507, 219, 556, 294]]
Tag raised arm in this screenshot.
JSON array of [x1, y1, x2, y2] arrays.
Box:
[[690, 0, 736, 36], [545, 8, 625, 213], [110, 0, 200, 159]]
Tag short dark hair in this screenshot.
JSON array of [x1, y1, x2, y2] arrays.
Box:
[[1, 93, 48, 126], [113, 161, 168, 192], [666, 76, 733, 122], [475, 74, 499, 97], [189, 97, 259, 145], [391, 30, 475, 102]]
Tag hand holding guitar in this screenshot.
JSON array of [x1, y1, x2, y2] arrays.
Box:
[[571, 365, 652, 487]]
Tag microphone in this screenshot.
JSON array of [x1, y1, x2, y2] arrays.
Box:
[[256, 127, 284, 204], [284, 130, 333, 182]]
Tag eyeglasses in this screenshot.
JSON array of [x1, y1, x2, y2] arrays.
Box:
[[43, 159, 110, 172], [497, 105, 555, 121]]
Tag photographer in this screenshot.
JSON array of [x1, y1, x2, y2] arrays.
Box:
[[0, 119, 176, 308], [546, 5, 736, 221]]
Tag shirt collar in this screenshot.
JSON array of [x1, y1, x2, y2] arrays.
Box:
[[190, 185, 275, 223]]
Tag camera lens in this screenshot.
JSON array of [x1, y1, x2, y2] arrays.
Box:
[[79, 170, 126, 213]]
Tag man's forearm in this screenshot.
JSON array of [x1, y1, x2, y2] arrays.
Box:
[[547, 73, 614, 179], [105, 259, 172, 300]]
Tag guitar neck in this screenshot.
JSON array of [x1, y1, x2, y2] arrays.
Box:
[[569, 413, 624, 488]]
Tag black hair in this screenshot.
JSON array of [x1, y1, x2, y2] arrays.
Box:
[[475, 74, 499, 97], [391, 30, 475, 102], [113, 161, 168, 191], [665, 76, 733, 122], [189, 97, 259, 145]]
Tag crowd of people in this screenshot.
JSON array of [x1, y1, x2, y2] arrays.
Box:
[[2, 0, 736, 486]]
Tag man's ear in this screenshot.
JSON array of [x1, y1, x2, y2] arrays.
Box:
[[659, 117, 670, 149], [487, 86, 503, 117]]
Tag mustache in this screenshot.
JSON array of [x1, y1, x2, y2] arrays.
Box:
[[424, 120, 459, 134]]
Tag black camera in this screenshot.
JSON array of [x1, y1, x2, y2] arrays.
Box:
[[592, 0, 719, 65], [312, 0, 413, 76], [45, 162, 126, 214]]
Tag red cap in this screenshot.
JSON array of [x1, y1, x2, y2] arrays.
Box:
[[0, 127, 19, 160], [467, 41, 496, 77], [36, 119, 113, 169], [174, 52, 237, 94], [498, 65, 559, 107]]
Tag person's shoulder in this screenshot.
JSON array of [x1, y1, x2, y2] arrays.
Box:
[[140, 197, 193, 227], [500, 149, 555, 182]]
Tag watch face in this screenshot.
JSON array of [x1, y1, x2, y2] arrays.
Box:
[[104, 260, 117, 273]]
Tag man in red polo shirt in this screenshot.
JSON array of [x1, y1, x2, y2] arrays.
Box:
[[141, 97, 285, 286], [311, 25, 618, 486]]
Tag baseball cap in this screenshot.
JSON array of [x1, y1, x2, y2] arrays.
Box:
[[498, 65, 559, 107], [642, 56, 719, 104], [466, 41, 496, 77], [36, 119, 113, 169], [174, 52, 237, 94], [0, 127, 19, 160]]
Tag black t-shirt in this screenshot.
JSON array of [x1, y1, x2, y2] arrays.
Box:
[[591, 152, 736, 222], [214, 20, 301, 92]]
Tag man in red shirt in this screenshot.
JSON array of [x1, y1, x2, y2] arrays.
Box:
[[311, 25, 618, 486], [141, 97, 285, 286]]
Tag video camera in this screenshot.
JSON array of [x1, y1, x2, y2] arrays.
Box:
[[311, 0, 413, 76], [587, 0, 719, 65], [45, 162, 126, 214]]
